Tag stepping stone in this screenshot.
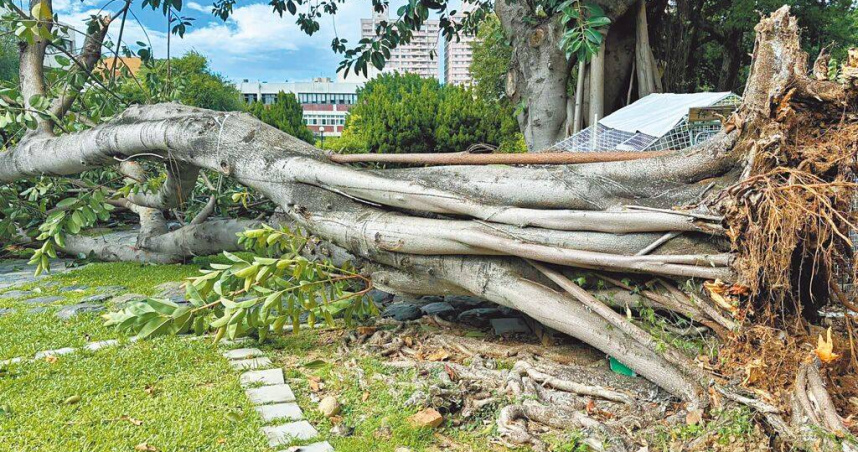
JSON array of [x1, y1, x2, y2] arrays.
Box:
[[34, 347, 76, 359], [457, 308, 504, 327], [262, 420, 318, 446], [108, 293, 147, 308], [420, 302, 457, 320], [94, 285, 126, 294], [56, 303, 105, 320], [367, 289, 393, 304], [154, 281, 186, 303], [0, 290, 33, 299], [22, 296, 63, 306], [490, 317, 531, 335], [256, 402, 303, 422], [84, 340, 118, 351], [241, 368, 285, 387], [280, 441, 334, 452], [381, 303, 422, 321], [444, 295, 484, 309], [246, 384, 295, 404], [27, 307, 47, 314], [223, 348, 264, 360], [59, 284, 89, 293], [81, 293, 112, 303], [231, 357, 273, 370], [1, 357, 23, 366], [0, 308, 13, 317]]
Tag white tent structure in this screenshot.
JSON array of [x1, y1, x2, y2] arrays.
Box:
[[551, 92, 742, 152]]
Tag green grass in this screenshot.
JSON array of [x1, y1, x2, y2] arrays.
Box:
[[0, 257, 232, 360], [0, 257, 274, 451], [0, 337, 272, 452]]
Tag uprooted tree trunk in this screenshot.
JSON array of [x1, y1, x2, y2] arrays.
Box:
[[3, 6, 858, 450]]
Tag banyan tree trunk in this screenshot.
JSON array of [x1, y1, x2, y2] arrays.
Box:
[[2, 6, 857, 449]]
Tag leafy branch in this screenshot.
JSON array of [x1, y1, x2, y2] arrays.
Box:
[[104, 225, 376, 342]]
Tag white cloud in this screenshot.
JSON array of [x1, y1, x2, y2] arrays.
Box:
[[52, 0, 421, 81], [186, 2, 209, 13]]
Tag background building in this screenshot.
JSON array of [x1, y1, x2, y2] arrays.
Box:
[[361, 7, 440, 80], [237, 78, 360, 137], [443, 7, 477, 86]]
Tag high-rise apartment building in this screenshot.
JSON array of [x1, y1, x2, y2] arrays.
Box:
[[444, 5, 478, 86], [360, 8, 440, 80]]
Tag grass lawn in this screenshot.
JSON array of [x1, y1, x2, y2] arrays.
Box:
[[0, 337, 271, 452], [0, 259, 227, 360], [0, 258, 273, 452]]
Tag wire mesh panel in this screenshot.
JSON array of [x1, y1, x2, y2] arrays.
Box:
[[551, 93, 742, 153]]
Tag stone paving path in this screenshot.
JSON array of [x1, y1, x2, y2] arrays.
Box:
[[222, 347, 334, 452]]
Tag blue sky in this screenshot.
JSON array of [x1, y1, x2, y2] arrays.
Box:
[[51, 0, 432, 82]]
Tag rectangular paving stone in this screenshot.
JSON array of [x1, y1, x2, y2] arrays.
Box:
[[262, 421, 318, 446], [34, 347, 76, 359], [230, 357, 272, 370], [223, 348, 264, 360], [256, 402, 303, 422], [1, 357, 23, 366], [241, 368, 284, 387], [22, 296, 63, 305], [246, 384, 295, 405], [84, 340, 119, 351], [279, 441, 334, 452]]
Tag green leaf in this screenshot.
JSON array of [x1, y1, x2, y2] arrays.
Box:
[[137, 317, 172, 339]]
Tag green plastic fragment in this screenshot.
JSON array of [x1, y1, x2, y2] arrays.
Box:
[[609, 356, 637, 377]]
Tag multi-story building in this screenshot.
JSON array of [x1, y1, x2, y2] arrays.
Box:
[[360, 7, 440, 80], [444, 4, 478, 86], [237, 78, 360, 137]]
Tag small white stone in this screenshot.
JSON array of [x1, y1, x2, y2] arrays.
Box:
[[223, 347, 264, 360], [34, 347, 76, 359], [318, 396, 340, 417], [1, 357, 23, 366], [84, 340, 118, 351], [241, 368, 284, 387], [246, 384, 295, 405], [262, 420, 318, 446], [230, 357, 272, 370], [281, 441, 335, 452], [256, 402, 304, 422]]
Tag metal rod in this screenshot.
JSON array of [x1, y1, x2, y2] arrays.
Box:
[[327, 150, 672, 166]]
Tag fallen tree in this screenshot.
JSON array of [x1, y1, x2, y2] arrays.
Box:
[[2, 4, 858, 450]]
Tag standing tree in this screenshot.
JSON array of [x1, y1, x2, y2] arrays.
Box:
[[247, 91, 315, 144], [346, 72, 441, 153], [1, 1, 858, 449]]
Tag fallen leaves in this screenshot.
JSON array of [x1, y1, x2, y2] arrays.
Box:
[[815, 327, 840, 364], [62, 395, 81, 405], [119, 415, 143, 426], [134, 443, 159, 451], [704, 279, 740, 314], [423, 348, 450, 362], [685, 408, 704, 426], [308, 375, 323, 392]]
